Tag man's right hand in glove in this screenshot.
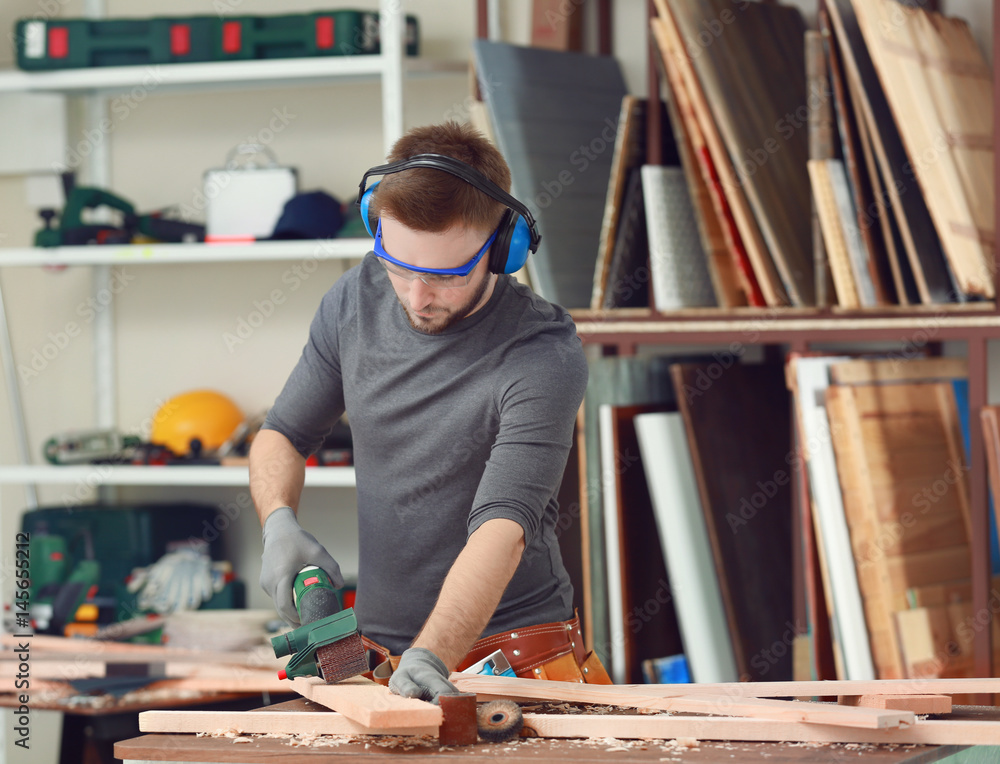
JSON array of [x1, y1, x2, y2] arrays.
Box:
[[259, 506, 343, 626]]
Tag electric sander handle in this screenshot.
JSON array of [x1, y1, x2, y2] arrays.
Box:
[[294, 565, 342, 625]]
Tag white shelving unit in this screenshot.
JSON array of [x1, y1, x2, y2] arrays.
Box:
[[0, 0, 458, 500], [0, 464, 356, 488]]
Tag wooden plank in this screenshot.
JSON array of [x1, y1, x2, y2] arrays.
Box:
[[650, 4, 786, 306], [669, 362, 794, 681], [827, 158, 879, 306], [853, 0, 993, 299], [809, 159, 862, 307], [792, 356, 876, 680], [600, 404, 683, 684], [656, 63, 745, 309], [0, 634, 281, 668], [592, 96, 645, 310], [848, 61, 920, 305], [840, 694, 953, 714], [663, 0, 814, 305], [450, 676, 914, 729], [982, 406, 1000, 569], [825, 0, 955, 304], [520, 713, 1000, 746], [649, 16, 763, 307], [827, 381, 973, 679], [830, 358, 968, 385], [292, 676, 442, 730], [633, 412, 738, 683], [580, 357, 681, 675], [139, 709, 438, 736], [807, 28, 837, 307], [818, 4, 894, 306], [452, 674, 1000, 698]]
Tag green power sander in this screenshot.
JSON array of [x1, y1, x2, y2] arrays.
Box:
[[270, 567, 368, 683]]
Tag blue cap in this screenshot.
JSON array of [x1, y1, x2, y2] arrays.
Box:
[[267, 191, 344, 240]]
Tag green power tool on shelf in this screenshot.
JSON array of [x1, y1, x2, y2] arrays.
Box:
[[270, 566, 368, 683]]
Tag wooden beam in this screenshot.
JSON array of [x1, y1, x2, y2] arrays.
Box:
[[141, 708, 1000, 746], [840, 694, 953, 714], [0, 634, 281, 668], [292, 677, 442, 729], [522, 713, 1000, 745], [450, 677, 912, 729], [451, 674, 1000, 699], [829, 357, 969, 385], [139, 709, 437, 737]]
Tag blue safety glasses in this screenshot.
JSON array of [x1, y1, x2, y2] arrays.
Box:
[[373, 219, 498, 289]]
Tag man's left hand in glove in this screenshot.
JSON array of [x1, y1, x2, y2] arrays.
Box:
[[388, 647, 459, 703]]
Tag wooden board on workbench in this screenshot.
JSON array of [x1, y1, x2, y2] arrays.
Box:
[[670, 362, 795, 681], [452, 675, 914, 729], [452, 673, 1000, 698], [292, 677, 442, 729]]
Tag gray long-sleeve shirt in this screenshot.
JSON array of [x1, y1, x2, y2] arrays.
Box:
[[262, 253, 588, 654]]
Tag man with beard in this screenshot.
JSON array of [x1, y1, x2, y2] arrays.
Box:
[[250, 122, 608, 702]]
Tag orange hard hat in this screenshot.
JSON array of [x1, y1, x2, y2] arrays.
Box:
[[150, 390, 243, 456]]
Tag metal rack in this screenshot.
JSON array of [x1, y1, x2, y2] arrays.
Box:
[[571, 0, 1000, 680]]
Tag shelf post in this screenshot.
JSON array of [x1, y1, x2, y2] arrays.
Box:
[[646, 0, 662, 166], [0, 279, 37, 509], [379, 0, 404, 156], [969, 335, 993, 685]]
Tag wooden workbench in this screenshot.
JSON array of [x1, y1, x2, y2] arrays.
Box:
[[114, 733, 970, 763], [114, 698, 997, 763]]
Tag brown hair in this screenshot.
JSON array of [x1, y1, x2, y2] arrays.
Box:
[[370, 122, 511, 234]]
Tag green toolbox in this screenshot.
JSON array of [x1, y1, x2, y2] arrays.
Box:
[[216, 11, 418, 60], [15, 16, 217, 70], [14, 11, 419, 71]]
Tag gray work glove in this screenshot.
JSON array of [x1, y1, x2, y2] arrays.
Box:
[[388, 647, 459, 704], [259, 506, 343, 626], [129, 542, 218, 614]]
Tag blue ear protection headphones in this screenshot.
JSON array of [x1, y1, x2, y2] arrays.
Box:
[[356, 153, 541, 275]]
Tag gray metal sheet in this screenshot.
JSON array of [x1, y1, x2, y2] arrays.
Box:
[[474, 40, 628, 308]]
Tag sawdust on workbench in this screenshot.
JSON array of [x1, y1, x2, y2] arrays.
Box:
[[191, 701, 931, 756]]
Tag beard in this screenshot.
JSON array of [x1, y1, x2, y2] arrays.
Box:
[[397, 270, 494, 335]]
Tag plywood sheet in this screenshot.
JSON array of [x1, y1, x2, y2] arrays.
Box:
[[599, 404, 683, 685], [649, 10, 779, 305], [473, 40, 627, 308], [826, 382, 972, 679], [592, 96, 646, 310], [669, 362, 794, 681], [825, 0, 956, 304], [664, 0, 814, 305], [819, 4, 894, 305], [852, 0, 994, 299], [634, 412, 738, 683], [580, 357, 681, 668], [830, 358, 968, 386], [791, 356, 875, 681], [809, 159, 861, 307]]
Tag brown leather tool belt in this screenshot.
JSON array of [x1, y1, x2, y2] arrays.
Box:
[[361, 610, 611, 684]]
